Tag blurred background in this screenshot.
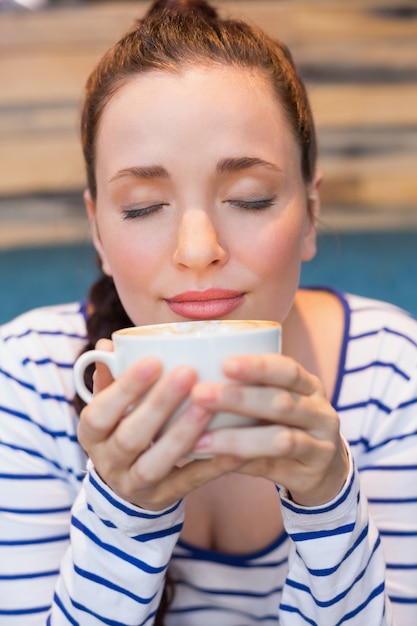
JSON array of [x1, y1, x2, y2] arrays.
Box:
[[0, 0, 416, 324]]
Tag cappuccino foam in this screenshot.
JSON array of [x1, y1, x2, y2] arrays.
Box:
[[117, 319, 278, 339]]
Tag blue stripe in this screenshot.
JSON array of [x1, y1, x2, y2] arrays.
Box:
[[398, 396, 417, 410], [53, 592, 78, 626], [0, 404, 78, 440], [0, 569, 58, 581], [350, 326, 417, 349], [348, 429, 417, 453], [0, 367, 73, 403], [173, 550, 288, 569], [337, 398, 391, 414], [380, 529, 417, 537], [279, 468, 355, 515], [279, 603, 317, 625], [280, 582, 385, 626], [133, 523, 183, 542], [290, 522, 355, 543], [304, 527, 378, 577], [0, 605, 50, 616], [367, 496, 417, 504], [68, 597, 155, 626], [390, 595, 417, 604], [334, 582, 385, 625], [0, 440, 82, 478], [176, 531, 288, 567], [22, 357, 74, 368], [387, 562, 417, 570], [329, 287, 351, 409], [286, 541, 376, 608], [71, 515, 167, 573], [0, 472, 60, 480], [345, 360, 410, 380], [73, 564, 156, 605], [359, 463, 417, 471], [0, 504, 71, 514], [3, 328, 86, 342], [0, 533, 69, 547], [89, 471, 182, 519]]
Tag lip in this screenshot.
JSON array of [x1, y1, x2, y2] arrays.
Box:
[[165, 289, 245, 320]]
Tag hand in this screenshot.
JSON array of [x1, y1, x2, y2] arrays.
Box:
[[190, 353, 349, 507], [77, 340, 243, 511]]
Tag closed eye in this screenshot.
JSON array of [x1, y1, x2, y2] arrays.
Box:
[[122, 203, 167, 219], [226, 197, 276, 211]]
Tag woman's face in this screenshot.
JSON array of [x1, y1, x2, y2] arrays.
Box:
[[86, 66, 320, 326]]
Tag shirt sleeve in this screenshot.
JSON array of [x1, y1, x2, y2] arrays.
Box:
[[51, 463, 184, 625], [278, 444, 393, 625], [0, 310, 183, 625]]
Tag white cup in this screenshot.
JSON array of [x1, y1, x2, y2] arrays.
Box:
[[73, 319, 281, 432]]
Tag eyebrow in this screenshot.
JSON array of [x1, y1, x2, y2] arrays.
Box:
[[216, 157, 282, 174], [110, 165, 169, 183], [109, 157, 281, 184]]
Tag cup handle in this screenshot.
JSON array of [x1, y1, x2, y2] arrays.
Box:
[[73, 349, 117, 404]]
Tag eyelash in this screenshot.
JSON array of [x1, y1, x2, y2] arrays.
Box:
[[122, 197, 275, 220], [227, 197, 276, 211], [122, 203, 167, 220]]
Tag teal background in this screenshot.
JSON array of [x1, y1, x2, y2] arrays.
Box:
[[0, 231, 416, 325]]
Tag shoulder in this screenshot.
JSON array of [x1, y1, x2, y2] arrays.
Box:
[[0, 303, 89, 400], [0, 302, 88, 364], [1, 301, 88, 337], [341, 292, 417, 367], [336, 292, 417, 428], [0, 303, 89, 489]]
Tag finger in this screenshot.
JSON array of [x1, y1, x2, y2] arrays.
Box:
[[108, 365, 199, 465], [191, 381, 338, 436], [129, 452, 245, 510], [238, 439, 350, 507], [78, 356, 162, 446], [192, 424, 318, 460], [124, 402, 215, 484], [223, 353, 321, 396]]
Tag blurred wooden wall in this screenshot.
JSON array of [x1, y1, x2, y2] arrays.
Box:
[[0, 0, 416, 243]]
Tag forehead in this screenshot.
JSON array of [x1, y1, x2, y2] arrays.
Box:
[[99, 64, 287, 130], [95, 65, 300, 172]]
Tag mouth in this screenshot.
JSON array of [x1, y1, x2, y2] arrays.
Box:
[[165, 288, 246, 320]]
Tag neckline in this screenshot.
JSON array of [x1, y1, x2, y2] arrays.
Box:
[[176, 528, 288, 565], [299, 285, 351, 408]]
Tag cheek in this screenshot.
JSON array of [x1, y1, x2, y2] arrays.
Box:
[[100, 228, 162, 283], [239, 215, 306, 279]]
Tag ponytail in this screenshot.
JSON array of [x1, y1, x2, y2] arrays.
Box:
[[73, 270, 132, 416]]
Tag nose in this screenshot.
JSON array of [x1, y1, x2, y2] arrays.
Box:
[[172, 209, 227, 271]]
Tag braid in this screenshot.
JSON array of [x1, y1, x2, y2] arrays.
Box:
[[72, 270, 132, 416]]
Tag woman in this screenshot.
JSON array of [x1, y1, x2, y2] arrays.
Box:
[[1, 0, 417, 623]]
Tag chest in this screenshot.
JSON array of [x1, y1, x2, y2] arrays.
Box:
[[180, 473, 284, 555]]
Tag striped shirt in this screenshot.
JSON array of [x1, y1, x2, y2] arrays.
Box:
[[1, 290, 417, 625]]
